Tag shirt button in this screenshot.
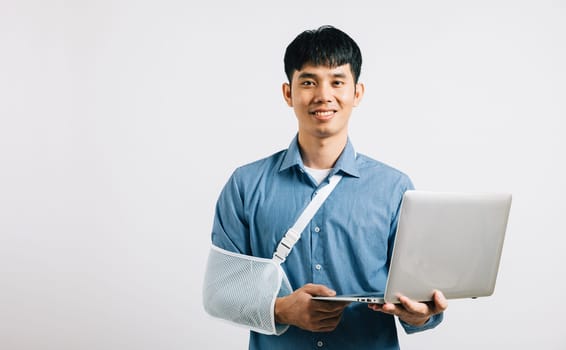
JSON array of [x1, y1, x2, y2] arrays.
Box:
[[315, 264, 322, 270], [317, 340, 324, 347], [314, 226, 321, 233]]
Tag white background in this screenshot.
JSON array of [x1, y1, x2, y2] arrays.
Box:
[[1, 1, 565, 349]]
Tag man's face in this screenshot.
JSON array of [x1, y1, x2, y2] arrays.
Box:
[[283, 63, 364, 141]]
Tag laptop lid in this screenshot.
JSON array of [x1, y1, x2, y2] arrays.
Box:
[[383, 190, 512, 303], [312, 190, 512, 304]]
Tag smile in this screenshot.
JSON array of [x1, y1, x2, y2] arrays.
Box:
[[310, 110, 337, 120]]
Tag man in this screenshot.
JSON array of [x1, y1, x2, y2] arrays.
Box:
[[207, 25, 447, 349]]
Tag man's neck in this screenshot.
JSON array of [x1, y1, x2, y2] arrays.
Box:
[[297, 133, 347, 170]]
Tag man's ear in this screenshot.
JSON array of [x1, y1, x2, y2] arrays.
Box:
[[354, 82, 365, 107], [282, 82, 293, 107]]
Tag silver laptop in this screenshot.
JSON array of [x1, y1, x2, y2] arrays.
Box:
[[312, 190, 512, 304]]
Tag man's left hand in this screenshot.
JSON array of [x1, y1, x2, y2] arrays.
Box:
[[368, 290, 448, 327]]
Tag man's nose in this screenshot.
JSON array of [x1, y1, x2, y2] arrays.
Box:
[[313, 83, 333, 103]]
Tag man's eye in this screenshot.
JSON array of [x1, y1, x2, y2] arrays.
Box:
[[301, 81, 315, 86], [333, 81, 345, 86]]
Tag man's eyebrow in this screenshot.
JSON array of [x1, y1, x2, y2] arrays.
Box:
[[331, 72, 348, 78], [297, 72, 317, 79], [297, 72, 348, 79]]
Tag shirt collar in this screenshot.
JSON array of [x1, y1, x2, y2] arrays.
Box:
[[279, 134, 361, 178]]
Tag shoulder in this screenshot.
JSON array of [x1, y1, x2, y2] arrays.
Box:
[[234, 149, 286, 175], [355, 153, 414, 191], [229, 149, 287, 187], [217, 149, 287, 206]]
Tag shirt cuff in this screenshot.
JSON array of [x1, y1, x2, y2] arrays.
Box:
[[400, 312, 444, 334]]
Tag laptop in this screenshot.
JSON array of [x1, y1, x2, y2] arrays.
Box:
[[312, 190, 512, 304]]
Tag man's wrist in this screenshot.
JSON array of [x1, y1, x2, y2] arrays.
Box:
[[274, 297, 288, 325], [400, 316, 430, 327]]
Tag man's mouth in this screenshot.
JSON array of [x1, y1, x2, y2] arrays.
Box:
[[310, 110, 337, 120]]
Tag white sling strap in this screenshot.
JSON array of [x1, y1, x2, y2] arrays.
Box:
[[273, 174, 343, 264]]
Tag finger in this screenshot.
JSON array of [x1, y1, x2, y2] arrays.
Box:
[[432, 290, 448, 313], [379, 302, 403, 317], [313, 301, 350, 313], [398, 295, 429, 317], [316, 308, 345, 321], [305, 299, 349, 315], [302, 283, 336, 297], [314, 323, 340, 333], [367, 303, 383, 312], [312, 313, 344, 332]]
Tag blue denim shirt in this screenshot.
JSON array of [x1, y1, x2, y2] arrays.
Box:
[[211, 136, 443, 350]]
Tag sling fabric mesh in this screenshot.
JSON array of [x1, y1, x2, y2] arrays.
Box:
[[203, 245, 292, 335]]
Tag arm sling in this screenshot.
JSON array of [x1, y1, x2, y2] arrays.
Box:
[[203, 174, 343, 335]]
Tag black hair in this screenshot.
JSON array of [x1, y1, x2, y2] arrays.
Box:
[[284, 25, 362, 83]]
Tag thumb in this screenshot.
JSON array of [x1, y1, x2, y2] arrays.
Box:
[[433, 290, 448, 312], [301, 283, 336, 297]]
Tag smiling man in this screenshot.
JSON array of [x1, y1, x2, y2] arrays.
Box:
[[205, 26, 446, 349]]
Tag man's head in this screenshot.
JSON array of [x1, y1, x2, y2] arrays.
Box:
[[282, 26, 365, 143], [284, 25, 362, 84]]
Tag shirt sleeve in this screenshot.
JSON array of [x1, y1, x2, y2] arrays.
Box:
[[210, 170, 251, 255], [399, 312, 444, 334]]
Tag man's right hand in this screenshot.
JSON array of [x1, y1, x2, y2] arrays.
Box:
[[274, 283, 350, 332]]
